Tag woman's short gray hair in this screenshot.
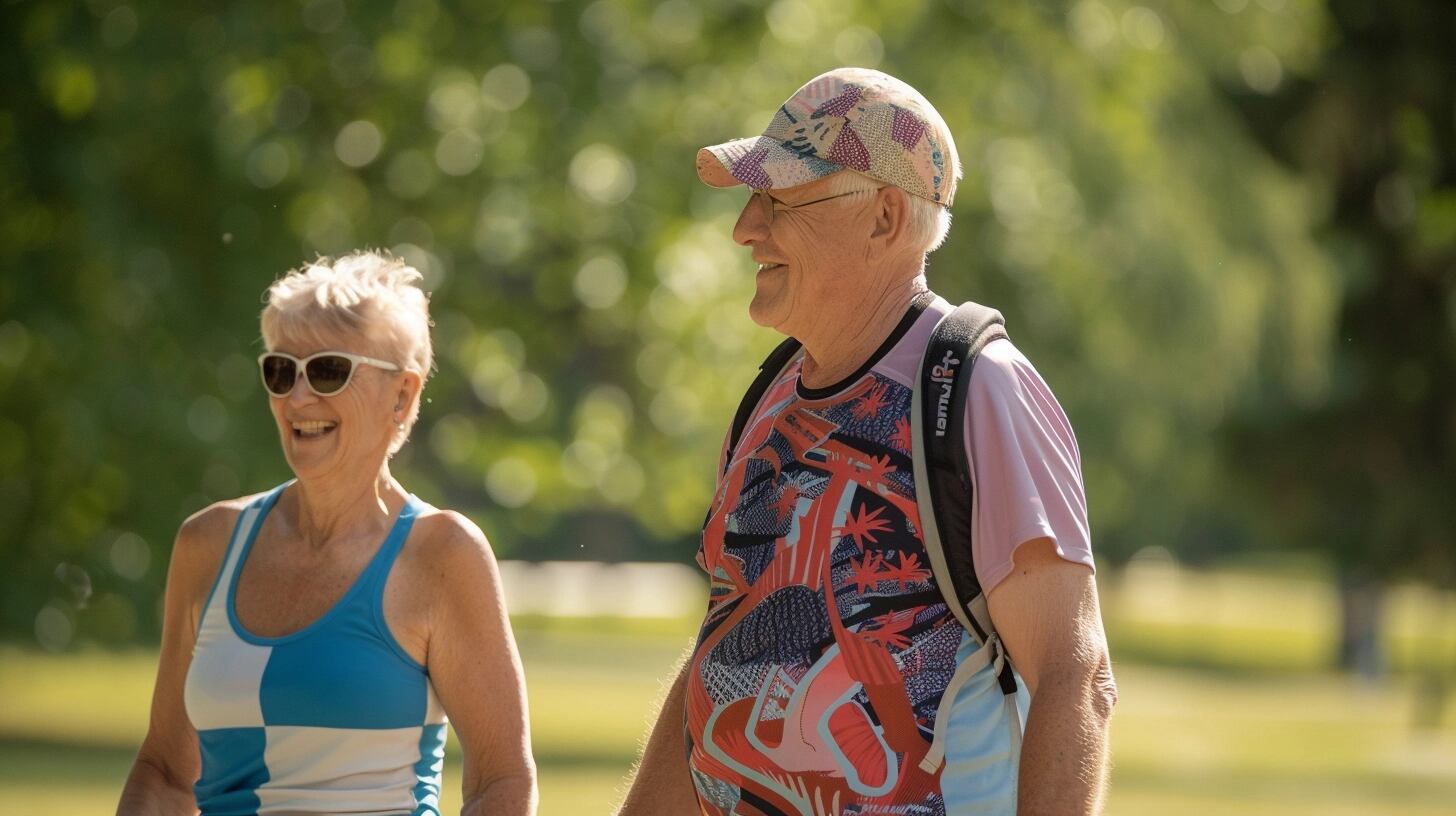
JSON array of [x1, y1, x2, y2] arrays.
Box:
[[260, 250, 433, 454]]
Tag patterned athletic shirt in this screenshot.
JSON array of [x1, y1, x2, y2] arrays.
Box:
[[686, 295, 1091, 815], [184, 484, 448, 815]]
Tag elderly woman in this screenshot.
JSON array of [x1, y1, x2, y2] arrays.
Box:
[[117, 251, 536, 815]]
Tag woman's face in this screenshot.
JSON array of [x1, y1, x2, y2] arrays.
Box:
[[264, 326, 415, 483]]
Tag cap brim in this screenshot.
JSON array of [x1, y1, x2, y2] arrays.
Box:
[[696, 136, 765, 188], [696, 135, 842, 191]]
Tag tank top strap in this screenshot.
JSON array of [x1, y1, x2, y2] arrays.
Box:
[[355, 494, 423, 609], [198, 483, 290, 635]]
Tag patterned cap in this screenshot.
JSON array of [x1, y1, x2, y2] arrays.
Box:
[[696, 67, 959, 207]]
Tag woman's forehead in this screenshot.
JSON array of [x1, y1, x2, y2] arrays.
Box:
[[268, 323, 382, 357]]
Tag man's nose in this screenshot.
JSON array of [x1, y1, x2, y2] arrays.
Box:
[[732, 194, 769, 246]]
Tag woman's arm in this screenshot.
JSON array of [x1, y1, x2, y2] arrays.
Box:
[[421, 511, 537, 816], [117, 505, 233, 815]]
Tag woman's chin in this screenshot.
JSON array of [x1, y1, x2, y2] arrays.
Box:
[[282, 439, 339, 478]]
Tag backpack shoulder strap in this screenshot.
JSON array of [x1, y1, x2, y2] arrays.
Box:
[[910, 301, 1017, 695], [724, 336, 802, 473]]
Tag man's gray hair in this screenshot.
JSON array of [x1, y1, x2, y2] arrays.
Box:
[[820, 170, 956, 254]]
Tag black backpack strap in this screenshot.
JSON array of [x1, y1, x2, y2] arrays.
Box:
[[724, 337, 802, 474], [910, 301, 1017, 696]]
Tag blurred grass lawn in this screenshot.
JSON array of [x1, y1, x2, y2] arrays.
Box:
[[2, 566, 1454, 815]]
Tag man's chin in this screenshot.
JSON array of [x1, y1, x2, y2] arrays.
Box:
[[746, 293, 787, 332]]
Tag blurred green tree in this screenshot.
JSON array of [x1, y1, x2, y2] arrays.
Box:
[[0, 0, 1335, 647], [1222, 0, 1456, 674]]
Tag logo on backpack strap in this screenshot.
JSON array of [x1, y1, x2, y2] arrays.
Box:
[[930, 348, 960, 437]]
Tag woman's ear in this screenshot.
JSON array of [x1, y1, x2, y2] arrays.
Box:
[[395, 370, 424, 418]]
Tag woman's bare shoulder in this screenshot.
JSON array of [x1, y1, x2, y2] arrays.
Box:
[[169, 492, 271, 586], [405, 505, 495, 566]]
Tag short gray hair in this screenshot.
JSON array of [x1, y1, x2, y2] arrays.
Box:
[[260, 250, 433, 453], [819, 170, 955, 255]]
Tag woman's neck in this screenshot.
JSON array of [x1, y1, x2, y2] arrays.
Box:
[[287, 466, 403, 550]]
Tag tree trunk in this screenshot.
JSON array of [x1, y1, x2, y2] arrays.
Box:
[[1336, 570, 1386, 680]]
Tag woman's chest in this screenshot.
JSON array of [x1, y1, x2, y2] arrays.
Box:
[[231, 536, 376, 637]]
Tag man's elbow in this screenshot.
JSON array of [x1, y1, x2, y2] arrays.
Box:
[[1088, 652, 1118, 721]]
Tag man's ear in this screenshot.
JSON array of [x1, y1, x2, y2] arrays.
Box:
[[869, 185, 910, 253]]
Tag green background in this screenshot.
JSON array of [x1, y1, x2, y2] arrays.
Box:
[[1, 0, 1453, 812]]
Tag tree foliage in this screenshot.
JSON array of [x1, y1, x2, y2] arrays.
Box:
[[1225, 0, 1456, 589], [0, 0, 1339, 647]]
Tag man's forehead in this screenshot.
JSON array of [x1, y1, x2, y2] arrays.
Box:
[[762, 174, 841, 200], [763, 170, 879, 203]]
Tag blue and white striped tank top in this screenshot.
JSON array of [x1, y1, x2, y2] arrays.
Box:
[[184, 483, 448, 815]]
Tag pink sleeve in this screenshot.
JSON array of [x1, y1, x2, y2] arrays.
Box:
[[965, 339, 1093, 595]]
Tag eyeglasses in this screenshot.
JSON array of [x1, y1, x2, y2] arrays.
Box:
[[257, 351, 401, 397], [750, 185, 885, 225]]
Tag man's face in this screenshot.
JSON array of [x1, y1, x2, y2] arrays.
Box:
[[731, 173, 884, 334]]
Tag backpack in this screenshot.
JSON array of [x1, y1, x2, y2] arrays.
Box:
[[724, 301, 1022, 773]]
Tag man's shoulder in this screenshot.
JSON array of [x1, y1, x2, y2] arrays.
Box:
[[974, 336, 1031, 377], [969, 336, 1053, 398]]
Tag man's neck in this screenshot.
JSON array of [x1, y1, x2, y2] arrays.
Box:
[[797, 273, 931, 391]]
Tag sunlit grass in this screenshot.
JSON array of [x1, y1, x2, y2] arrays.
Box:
[[3, 568, 1455, 815], [1105, 559, 1456, 674]]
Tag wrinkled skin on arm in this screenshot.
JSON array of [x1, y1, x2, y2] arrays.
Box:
[[117, 503, 239, 816], [415, 512, 537, 816], [988, 537, 1117, 816], [617, 651, 700, 816]]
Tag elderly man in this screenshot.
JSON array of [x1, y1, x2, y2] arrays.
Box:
[[621, 68, 1115, 815]]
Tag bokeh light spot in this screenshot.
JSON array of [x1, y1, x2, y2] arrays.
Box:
[[101, 6, 139, 48], [598, 454, 644, 504], [34, 604, 74, 652], [187, 395, 228, 443], [487, 457, 537, 508], [1069, 1, 1117, 51], [651, 0, 703, 45], [1121, 7, 1166, 50], [1239, 46, 1284, 94], [481, 64, 531, 111], [110, 532, 151, 582], [833, 26, 883, 67], [436, 129, 484, 176], [429, 414, 479, 466], [574, 253, 628, 309], [335, 120, 384, 167], [509, 27, 560, 71], [569, 144, 636, 204], [766, 0, 817, 45], [246, 141, 292, 189], [47, 62, 98, 119]]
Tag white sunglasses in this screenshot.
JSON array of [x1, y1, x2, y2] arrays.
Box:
[[258, 351, 401, 397]]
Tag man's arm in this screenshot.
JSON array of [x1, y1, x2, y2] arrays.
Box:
[[617, 655, 700, 815], [988, 537, 1117, 815]]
